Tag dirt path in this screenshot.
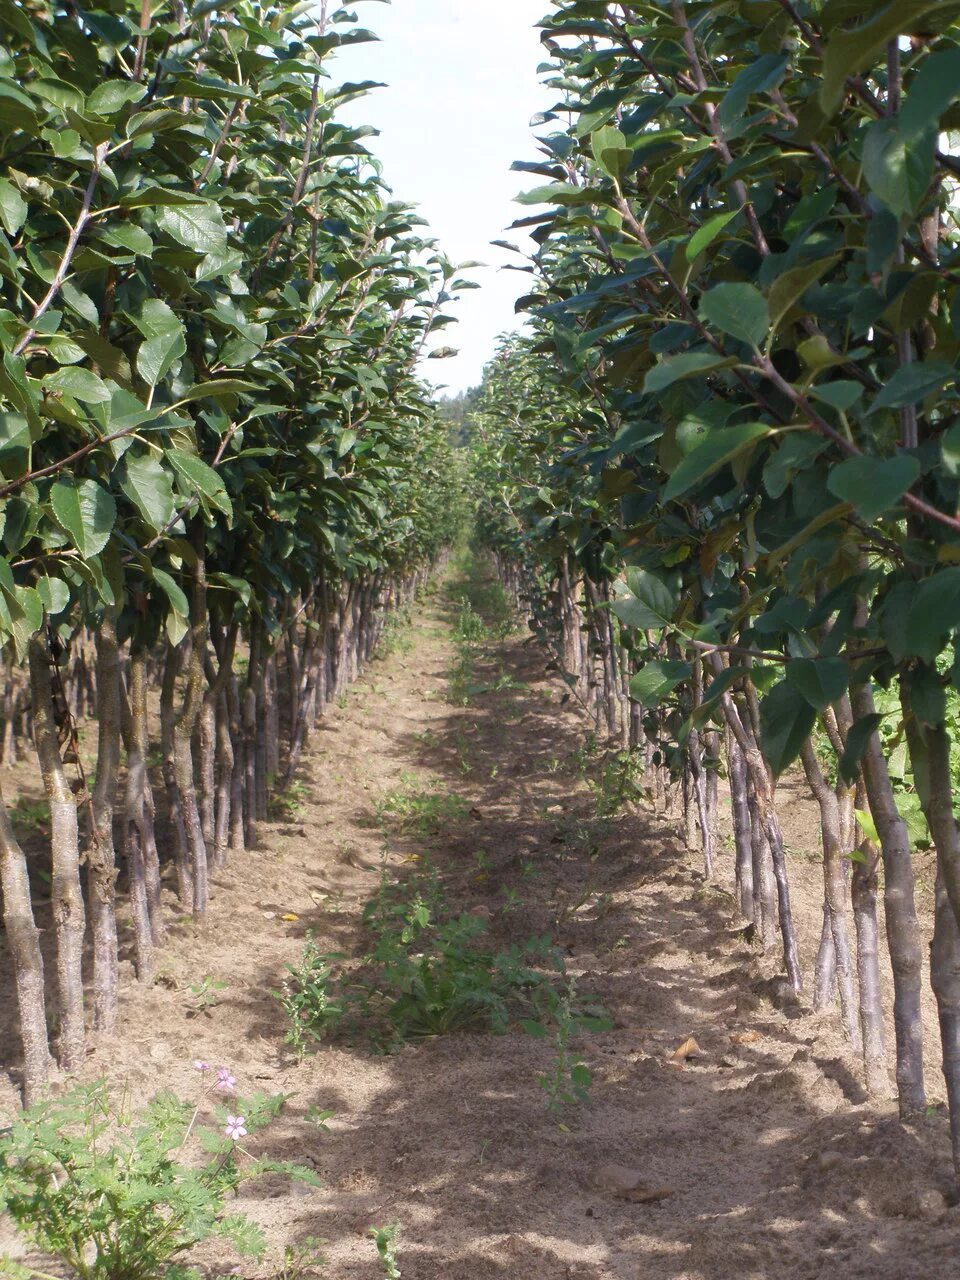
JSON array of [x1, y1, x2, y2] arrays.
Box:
[[3, 564, 957, 1279]]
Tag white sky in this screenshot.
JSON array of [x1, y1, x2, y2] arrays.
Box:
[[333, 0, 549, 393]]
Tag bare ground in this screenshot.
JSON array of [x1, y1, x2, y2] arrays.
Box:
[[2, 569, 958, 1278]]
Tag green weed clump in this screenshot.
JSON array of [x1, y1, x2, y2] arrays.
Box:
[[375, 775, 467, 836], [281, 873, 560, 1053], [0, 1073, 319, 1280]]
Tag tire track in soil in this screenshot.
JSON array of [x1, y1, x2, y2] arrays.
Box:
[[2, 568, 956, 1279]]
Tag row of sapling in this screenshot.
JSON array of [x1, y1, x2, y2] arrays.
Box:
[[471, 0, 960, 1184], [0, 0, 464, 1108]]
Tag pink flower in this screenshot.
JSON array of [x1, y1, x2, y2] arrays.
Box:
[[215, 1066, 236, 1091], [193, 1060, 211, 1072], [224, 1115, 247, 1141]]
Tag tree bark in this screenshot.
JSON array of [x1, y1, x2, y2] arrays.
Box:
[[0, 777, 51, 1103], [29, 633, 85, 1071], [89, 608, 121, 1032]]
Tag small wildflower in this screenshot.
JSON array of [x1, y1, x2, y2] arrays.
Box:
[[224, 1115, 247, 1141], [215, 1067, 237, 1091], [193, 1060, 211, 1072]]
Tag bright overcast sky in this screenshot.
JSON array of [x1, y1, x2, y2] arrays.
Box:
[[333, 0, 549, 394]]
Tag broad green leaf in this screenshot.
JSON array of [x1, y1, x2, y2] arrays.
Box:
[[826, 454, 920, 522], [905, 568, 960, 662], [36, 574, 69, 616], [854, 808, 879, 846], [50, 477, 116, 559], [0, 178, 27, 235], [121, 451, 176, 531], [157, 201, 228, 253], [152, 567, 189, 619], [663, 423, 771, 501], [644, 351, 736, 394], [900, 49, 960, 137], [166, 449, 232, 518], [42, 366, 111, 404], [717, 54, 789, 130], [759, 680, 816, 778], [700, 283, 769, 349], [610, 570, 677, 631], [686, 208, 741, 260], [767, 256, 840, 332], [86, 81, 146, 115], [820, 1, 943, 116], [629, 659, 691, 707], [839, 714, 884, 785], [869, 360, 955, 412], [785, 658, 848, 712], [904, 664, 946, 728], [862, 117, 933, 217], [175, 380, 256, 405]]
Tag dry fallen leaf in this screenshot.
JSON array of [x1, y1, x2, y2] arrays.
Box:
[[730, 1030, 763, 1046], [280, 913, 299, 922], [622, 1184, 675, 1204], [667, 1035, 701, 1066]]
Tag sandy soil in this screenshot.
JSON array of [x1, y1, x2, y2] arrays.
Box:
[[1, 570, 958, 1279]]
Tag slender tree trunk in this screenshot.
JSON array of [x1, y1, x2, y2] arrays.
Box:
[[850, 681, 925, 1115], [124, 647, 157, 978], [727, 730, 754, 921], [175, 553, 210, 918], [89, 608, 121, 1032], [851, 829, 889, 1097], [903, 712, 960, 1178], [160, 643, 191, 906], [0, 778, 51, 1103], [29, 634, 85, 1071], [800, 739, 860, 1046]]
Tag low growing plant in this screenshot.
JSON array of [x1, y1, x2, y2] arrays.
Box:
[[0, 1065, 320, 1280]]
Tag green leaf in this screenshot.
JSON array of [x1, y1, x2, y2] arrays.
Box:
[[0, 178, 27, 235], [134, 299, 186, 387], [157, 201, 228, 253], [904, 568, 960, 662], [591, 124, 632, 180], [700, 283, 769, 348], [862, 117, 933, 217], [50, 477, 116, 559], [663, 423, 771, 501], [152, 567, 189, 619], [785, 658, 848, 712], [610, 570, 677, 631], [629, 659, 691, 707], [905, 664, 946, 728], [869, 360, 955, 412], [717, 53, 789, 130], [686, 208, 741, 260], [901, 49, 960, 137], [826, 454, 920, 522], [643, 351, 736, 394], [120, 451, 176, 532], [175, 380, 256, 405], [759, 680, 816, 778], [166, 449, 232, 519], [86, 81, 147, 115], [839, 713, 884, 785], [767, 256, 840, 332], [43, 366, 111, 404], [36, 574, 69, 616], [854, 807, 879, 846], [820, 1, 944, 117]]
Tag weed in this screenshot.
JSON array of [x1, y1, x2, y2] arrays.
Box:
[[525, 983, 612, 1112], [186, 975, 228, 1016], [280, 874, 561, 1052], [375, 775, 467, 836], [279, 939, 346, 1057], [369, 1224, 401, 1279], [0, 1073, 319, 1280], [269, 780, 309, 822], [9, 797, 49, 838]]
